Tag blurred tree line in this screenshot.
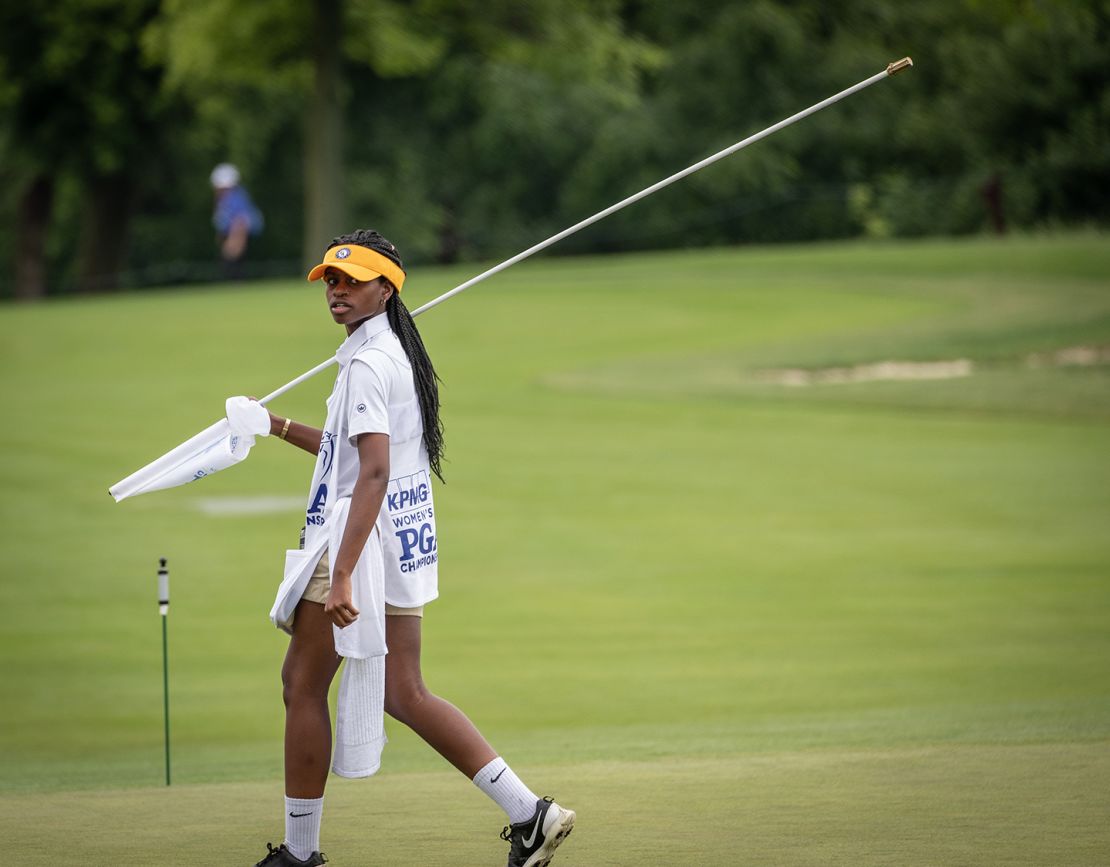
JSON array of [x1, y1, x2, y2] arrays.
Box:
[[1, 0, 1106, 299]]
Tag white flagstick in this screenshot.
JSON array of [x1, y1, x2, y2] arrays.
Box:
[[261, 59, 914, 393], [411, 58, 913, 317], [257, 356, 339, 406], [111, 59, 911, 501]]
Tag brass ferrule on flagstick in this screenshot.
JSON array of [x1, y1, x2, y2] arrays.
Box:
[[887, 57, 913, 76]]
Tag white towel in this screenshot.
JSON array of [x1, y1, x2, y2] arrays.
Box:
[[332, 656, 387, 777], [271, 495, 389, 777], [327, 497, 387, 660], [327, 496, 388, 777]]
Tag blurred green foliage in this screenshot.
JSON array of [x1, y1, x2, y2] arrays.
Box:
[[0, 0, 1106, 297]]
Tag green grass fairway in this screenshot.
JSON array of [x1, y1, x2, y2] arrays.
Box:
[[8, 746, 1110, 865], [2, 234, 1109, 864]]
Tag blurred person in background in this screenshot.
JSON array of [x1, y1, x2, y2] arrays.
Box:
[[211, 162, 264, 279]]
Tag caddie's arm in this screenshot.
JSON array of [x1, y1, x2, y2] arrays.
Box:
[[267, 412, 324, 456], [324, 432, 390, 628]]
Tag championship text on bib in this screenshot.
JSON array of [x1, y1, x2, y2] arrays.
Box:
[[384, 469, 438, 576]]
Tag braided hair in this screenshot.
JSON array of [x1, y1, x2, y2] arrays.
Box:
[[327, 229, 445, 481]]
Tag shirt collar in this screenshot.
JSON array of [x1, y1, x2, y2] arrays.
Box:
[[335, 313, 392, 366]]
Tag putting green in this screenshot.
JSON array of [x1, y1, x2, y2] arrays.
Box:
[[4, 745, 1108, 865]]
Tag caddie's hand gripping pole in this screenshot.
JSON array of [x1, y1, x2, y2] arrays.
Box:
[[256, 58, 913, 406]]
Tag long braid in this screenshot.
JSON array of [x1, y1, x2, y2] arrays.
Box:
[[326, 229, 446, 481], [385, 292, 445, 481]]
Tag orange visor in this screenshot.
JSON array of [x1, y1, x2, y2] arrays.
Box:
[[306, 244, 406, 292]]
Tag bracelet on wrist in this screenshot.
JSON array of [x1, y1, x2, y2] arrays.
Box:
[[278, 417, 292, 440]]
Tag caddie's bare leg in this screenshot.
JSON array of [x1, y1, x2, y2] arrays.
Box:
[[282, 600, 343, 798], [383, 614, 497, 778]]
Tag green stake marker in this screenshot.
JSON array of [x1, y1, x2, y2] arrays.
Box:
[[158, 558, 170, 786]]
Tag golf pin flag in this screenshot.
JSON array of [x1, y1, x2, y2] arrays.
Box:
[[109, 397, 270, 502]]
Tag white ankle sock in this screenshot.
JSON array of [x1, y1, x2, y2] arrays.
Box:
[[284, 795, 323, 861], [472, 757, 539, 824]]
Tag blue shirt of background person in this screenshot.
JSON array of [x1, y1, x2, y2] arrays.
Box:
[[210, 162, 264, 277], [213, 185, 264, 236]]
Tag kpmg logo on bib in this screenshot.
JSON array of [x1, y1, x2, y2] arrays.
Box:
[[387, 476, 430, 511], [387, 470, 437, 572]]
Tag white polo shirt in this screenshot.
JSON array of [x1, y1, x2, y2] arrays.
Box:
[[301, 314, 439, 608]]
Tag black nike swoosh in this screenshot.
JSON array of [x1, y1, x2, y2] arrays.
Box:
[[490, 767, 507, 783], [289, 811, 314, 818]]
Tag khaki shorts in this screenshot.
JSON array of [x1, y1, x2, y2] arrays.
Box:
[[303, 551, 423, 617]]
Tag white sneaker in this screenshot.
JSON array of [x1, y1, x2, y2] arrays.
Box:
[[500, 797, 576, 867]]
